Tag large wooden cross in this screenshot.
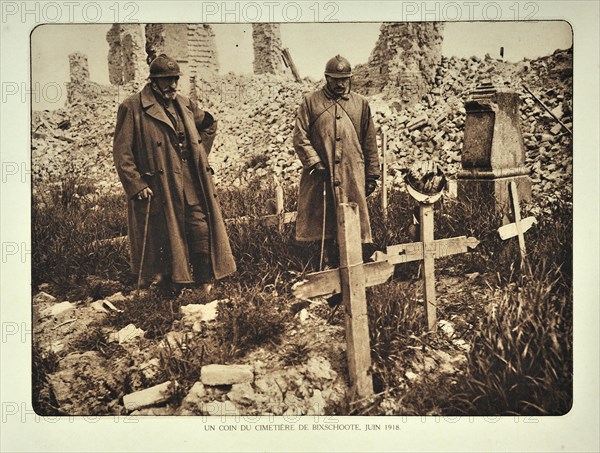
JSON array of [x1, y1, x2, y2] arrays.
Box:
[[292, 201, 479, 398], [293, 203, 392, 399]]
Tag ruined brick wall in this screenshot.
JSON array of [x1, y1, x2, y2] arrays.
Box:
[[187, 24, 219, 80], [106, 24, 146, 85], [145, 24, 219, 94], [69, 52, 89, 84], [353, 23, 444, 104], [252, 24, 283, 75]]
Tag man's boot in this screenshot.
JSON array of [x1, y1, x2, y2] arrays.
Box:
[[191, 253, 213, 295]]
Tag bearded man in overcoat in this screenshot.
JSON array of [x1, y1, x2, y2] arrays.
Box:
[[113, 54, 236, 292]]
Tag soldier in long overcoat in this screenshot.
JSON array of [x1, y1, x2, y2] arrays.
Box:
[[113, 54, 236, 289], [293, 55, 380, 247]]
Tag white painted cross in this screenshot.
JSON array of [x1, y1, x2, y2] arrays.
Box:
[[497, 181, 537, 263]]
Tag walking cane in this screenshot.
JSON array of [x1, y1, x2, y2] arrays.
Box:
[[137, 195, 152, 295], [319, 180, 327, 272]]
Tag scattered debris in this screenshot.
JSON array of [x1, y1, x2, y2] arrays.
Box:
[[200, 364, 254, 386], [108, 324, 144, 344], [123, 381, 177, 411]]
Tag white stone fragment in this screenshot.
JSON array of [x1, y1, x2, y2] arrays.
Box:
[[41, 301, 75, 317], [123, 381, 175, 411], [201, 364, 254, 386], [108, 324, 144, 344], [34, 292, 56, 304]]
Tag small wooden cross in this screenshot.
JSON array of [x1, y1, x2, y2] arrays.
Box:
[[497, 181, 537, 263], [372, 202, 480, 331]]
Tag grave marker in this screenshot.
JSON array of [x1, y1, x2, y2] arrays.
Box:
[[293, 199, 480, 395], [457, 80, 532, 214], [497, 181, 537, 263]]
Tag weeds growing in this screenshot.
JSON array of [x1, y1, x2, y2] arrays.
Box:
[[32, 173, 573, 416]]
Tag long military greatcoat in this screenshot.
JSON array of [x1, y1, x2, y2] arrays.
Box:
[[293, 87, 380, 242], [113, 84, 236, 283]]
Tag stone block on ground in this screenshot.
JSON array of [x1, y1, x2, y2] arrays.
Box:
[[180, 300, 221, 325], [106, 292, 127, 303], [201, 364, 254, 386], [34, 292, 56, 304], [407, 114, 428, 131], [108, 324, 144, 344], [123, 381, 176, 411], [41, 301, 75, 318]]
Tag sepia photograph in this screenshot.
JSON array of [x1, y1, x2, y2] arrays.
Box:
[[30, 19, 575, 418]]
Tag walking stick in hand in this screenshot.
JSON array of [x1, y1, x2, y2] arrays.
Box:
[[137, 194, 152, 295]]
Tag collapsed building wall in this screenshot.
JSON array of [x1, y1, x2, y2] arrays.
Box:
[[145, 24, 219, 93], [106, 24, 146, 85], [252, 24, 283, 75], [353, 23, 444, 104]]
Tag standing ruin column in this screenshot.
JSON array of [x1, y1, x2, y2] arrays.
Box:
[[252, 24, 284, 75], [106, 24, 146, 85], [66, 52, 90, 103], [351, 23, 444, 103]]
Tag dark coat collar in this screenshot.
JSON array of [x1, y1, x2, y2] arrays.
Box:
[[140, 84, 192, 133]]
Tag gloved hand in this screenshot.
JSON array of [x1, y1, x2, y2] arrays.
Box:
[[309, 162, 327, 176], [365, 176, 378, 196]]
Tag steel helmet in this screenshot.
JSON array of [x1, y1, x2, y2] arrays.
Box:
[[149, 54, 182, 78], [324, 55, 352, 78], [404, 161, 447, 204]]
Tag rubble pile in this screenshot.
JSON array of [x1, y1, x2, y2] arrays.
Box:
[[194, 72, 320, 187], [32, 48, 572, 207], [32, 80, 141, 195]]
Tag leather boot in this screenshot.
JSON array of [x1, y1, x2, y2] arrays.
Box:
[[191, 253, 213, 294]]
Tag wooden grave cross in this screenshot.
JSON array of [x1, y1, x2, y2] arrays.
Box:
[[292, 203, 395, 399], [497, 181, 537, 263], [292, 201, 480, 397], [372, 200, 480, 331]]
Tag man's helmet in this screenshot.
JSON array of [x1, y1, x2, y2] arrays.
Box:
[[149, 54, 182, 78], [404, 161, 447, 204], [324, 55, 352, 78]]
